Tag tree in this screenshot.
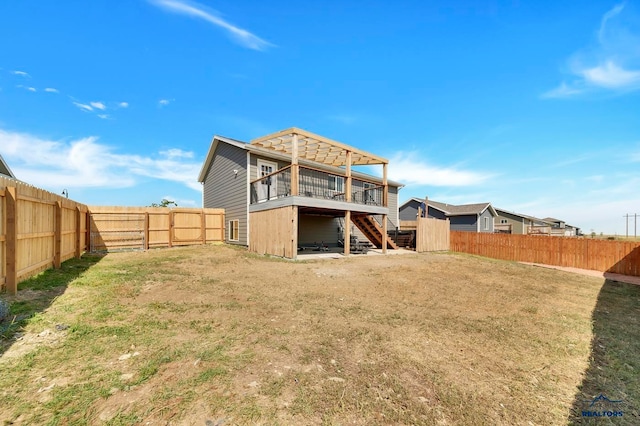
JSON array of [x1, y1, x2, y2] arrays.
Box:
[[150, 198, 178, 208]]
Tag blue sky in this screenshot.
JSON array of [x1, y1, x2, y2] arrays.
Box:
[[1, 0, 639, 235]]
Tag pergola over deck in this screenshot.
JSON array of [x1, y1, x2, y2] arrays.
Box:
[[250, 127, 390, 256]]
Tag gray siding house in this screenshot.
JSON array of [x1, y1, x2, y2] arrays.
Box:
[[400, 198, 497, 233], [198, 130, 403, 250]]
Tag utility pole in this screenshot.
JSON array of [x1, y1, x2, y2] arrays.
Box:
[[625, 214, 629, 238]]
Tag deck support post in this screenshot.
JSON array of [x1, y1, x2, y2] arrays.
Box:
[[291, 133, 299, 196]]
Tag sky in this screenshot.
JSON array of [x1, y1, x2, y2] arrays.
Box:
[[1, 0, 639, 235]]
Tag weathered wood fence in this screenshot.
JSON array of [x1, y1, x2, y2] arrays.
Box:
[[89, 206, 224, 251], [451, 231, 640, 277], [1, 177, 226, 295], [416, 217, 450, 252], [0, 176, 89, 295]]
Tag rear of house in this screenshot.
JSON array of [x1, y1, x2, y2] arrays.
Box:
[[199, 129, 403, 255]]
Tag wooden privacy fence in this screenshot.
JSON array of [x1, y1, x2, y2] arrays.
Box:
[[89, 206, 224, 252], [1, 176, 227, 295], [0, 176, 88, 295], [416, 217, 450, 252], [451, 231, 640, 277]]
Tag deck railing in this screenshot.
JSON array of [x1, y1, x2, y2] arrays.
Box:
[[250, 165, 385, 207]]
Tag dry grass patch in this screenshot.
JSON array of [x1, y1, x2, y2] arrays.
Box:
[[0, 245, 638, 425]]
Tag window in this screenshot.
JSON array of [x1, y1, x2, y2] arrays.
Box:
[[484, 217, 490, 230], [328, 175, 344, 192], [363, 182, 377, 204], [229, 219, 239, 241]]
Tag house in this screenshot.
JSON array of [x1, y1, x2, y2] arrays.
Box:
[[198, 127, 404, 258], [494, 208, 546, 234], [541, 217, 581, 237], [399, 198, 497, 233], [0, 154, 16, 179]]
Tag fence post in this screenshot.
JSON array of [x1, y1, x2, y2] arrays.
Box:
[[75, 206, 82, 258], [85, 210, 91, 252], [168, 210, 174, 248], [5, 186, 17, 295], [201, 209, 206, 244], [143, 212, 149, 250], [54, 201, 62, 269]]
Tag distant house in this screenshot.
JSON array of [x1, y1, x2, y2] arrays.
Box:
[[0, 154, 15, 179], [494, 208, 546, 234], [399, 198, 497, 233], [541, 217, 581, 237]]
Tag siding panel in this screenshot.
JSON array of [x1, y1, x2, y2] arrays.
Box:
[[203, 142, 248, 245]]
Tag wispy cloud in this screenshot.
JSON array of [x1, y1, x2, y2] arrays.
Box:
[[118, 102, 129, 108], [327, 114, 358, 125], [97, 114, 110, 120], [73, 102, 94, 112], [44, 87, 59, 93], [0, 128, 203, 191], [543, 3, 640, 98], [12, 70, 30, 78], [17, 85, 37, 92], [149, 0, 274, 51], [158, 98, 172, 107], [388, 152, 492, 186], [90, 101, 107, 110]]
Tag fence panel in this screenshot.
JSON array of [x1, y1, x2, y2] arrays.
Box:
[[451, 231, 640, 277], [0, 176, 89, 294], [88, 206, 224, 252], [416, 217, 450, 252]]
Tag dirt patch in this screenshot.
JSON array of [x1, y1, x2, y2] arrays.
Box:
[[1, 245, 631, 425]]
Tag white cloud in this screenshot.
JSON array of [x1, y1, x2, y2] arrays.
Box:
[[544, 3, 640, 97], [160, 148, 194, 159], [73, 102, 93, 112], [159, 99, 172, 106], [90, 101, 107, 110], [118, 102, 129, 108], [149, 0, 274, 51], [388, 152, 492, 186], [541, 82, 584, 99], [17, 85, 37, 92], [44, 87, 59, 93], [97, 114, 110, 120], [580, 60, 640, 88], [0, 128, 203, 192], [12, 70, 30, 78]]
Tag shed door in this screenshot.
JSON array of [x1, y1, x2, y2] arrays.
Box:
[[257, 160, 277, 202]]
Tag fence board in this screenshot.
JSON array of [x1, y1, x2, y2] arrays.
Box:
[[451, 231, 640, 277]]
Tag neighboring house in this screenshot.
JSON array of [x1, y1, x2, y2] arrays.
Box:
[[0, 154, 16, 179], [198, 128, 404, 256], [494, 208, 546, 235], [399, 198, 497, 233], [541, 217, 581, 237]]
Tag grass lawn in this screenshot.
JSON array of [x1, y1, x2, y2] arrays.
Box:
[[0, 245, 638, 425]]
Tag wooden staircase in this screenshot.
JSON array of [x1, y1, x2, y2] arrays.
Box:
[[351, 215, 399, 250]]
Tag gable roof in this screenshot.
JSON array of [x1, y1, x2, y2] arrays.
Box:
[[0, 154, 16, 178], [198, 134, 403, 187], [400, 198, 496, 217], [494, 207, 543, 223]]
